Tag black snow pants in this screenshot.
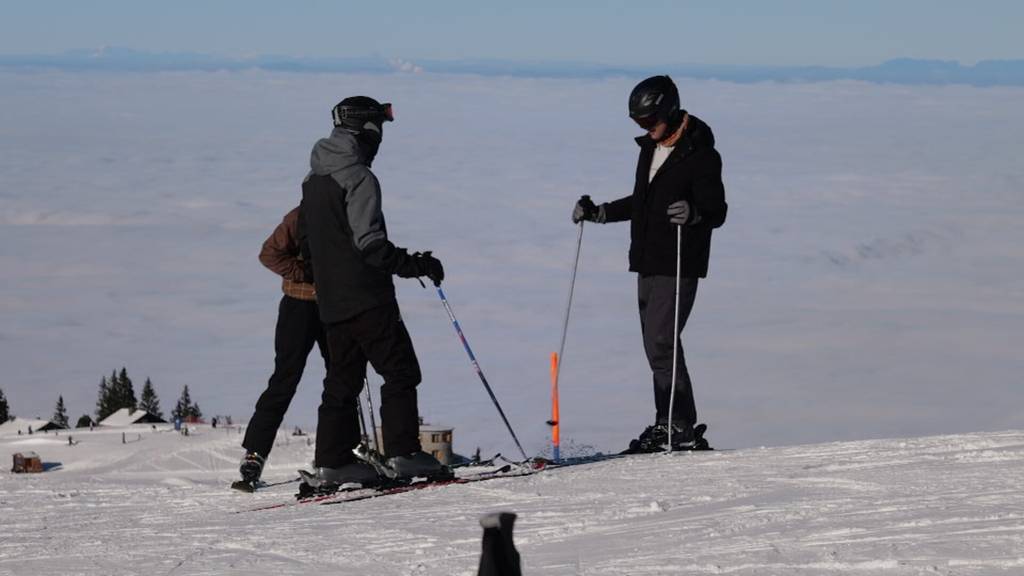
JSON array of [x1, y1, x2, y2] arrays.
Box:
[[315, 301, 422, 467], [243, 295, 328, 459], [637, 274, 699, 426]]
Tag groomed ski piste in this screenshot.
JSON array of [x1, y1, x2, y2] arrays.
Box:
[[2, 424, 1023, 575]]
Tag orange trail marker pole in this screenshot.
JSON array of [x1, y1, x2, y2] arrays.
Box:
[[549, 221, 583, 462], [549, 352, 561, 461]]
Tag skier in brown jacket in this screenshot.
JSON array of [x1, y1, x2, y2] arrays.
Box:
[[237, 206, 328, 486]]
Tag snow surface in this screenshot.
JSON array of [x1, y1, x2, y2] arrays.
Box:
[[2, 425, 1023, 575]]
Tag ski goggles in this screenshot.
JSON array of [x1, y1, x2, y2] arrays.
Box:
[[631, 113, 660, 130], [338, 102, 394, 123]]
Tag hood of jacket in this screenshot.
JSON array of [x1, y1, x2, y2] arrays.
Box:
[[310, 128, 367, 176]]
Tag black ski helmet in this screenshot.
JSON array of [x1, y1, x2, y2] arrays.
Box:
[[332, 96, 393, 166], [331, 96, 394, 131], [628, 75, 682, 130]]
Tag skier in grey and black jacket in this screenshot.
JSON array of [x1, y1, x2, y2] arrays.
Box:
[[573, 76, 727, 452], [300, 96, 446, 487]]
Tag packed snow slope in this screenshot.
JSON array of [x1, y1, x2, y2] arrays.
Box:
[[2, 425, 1023, 575]]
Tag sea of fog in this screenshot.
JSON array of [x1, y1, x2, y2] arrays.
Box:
[[1, 71, 1022, 455]]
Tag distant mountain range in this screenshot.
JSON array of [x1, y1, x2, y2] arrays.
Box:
[[2, 47, 1023, 86]]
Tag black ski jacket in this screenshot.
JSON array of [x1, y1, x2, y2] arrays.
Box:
[[300, 129, 418, 323], [602, 115, 728, 278]]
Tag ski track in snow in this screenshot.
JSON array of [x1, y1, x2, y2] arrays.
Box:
[[2, 427, 1024, 575]]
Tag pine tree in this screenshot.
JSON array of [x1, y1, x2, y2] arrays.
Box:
[[99, 367, 139, 418], [95, 376, 116, 421], [190, 402, 203, 420], [118, 367, 137, 411], [139, 378, 163, 419], [110, 369, 120, 406], [75, 414, 93, 428], [0, 387, 10, 422], [52, 395, 69, 428], [172, 385, 193, 421]]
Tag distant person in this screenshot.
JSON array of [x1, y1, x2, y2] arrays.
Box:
[[300, 96, 445, 489], [572, 76, 727, 452], [237, 207, 328, 487]]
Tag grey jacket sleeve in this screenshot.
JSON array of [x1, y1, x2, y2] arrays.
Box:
[[337, 167, 388, 251], [334, 166, 419, 276]]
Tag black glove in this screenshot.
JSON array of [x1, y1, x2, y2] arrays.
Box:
[[412, 251, 444, 286], [367, 241, 442, 285], [667, 200, 698, 225], [572, 195, 599, 223]]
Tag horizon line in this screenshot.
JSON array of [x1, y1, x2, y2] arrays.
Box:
[[2, 48, 1024, 86]]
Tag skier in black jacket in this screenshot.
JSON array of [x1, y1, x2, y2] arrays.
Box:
[[572, 76, 727, 451], [300, 96, 446, 486]]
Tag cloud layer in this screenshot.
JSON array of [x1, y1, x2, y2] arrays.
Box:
[[1, 71, 1022, 454]]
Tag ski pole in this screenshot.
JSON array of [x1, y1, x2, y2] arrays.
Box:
[[356, 381, 370, 446], [436, 286, 529, 461], [667, 224, 682, 452], [364, 378, 382, 453], [550, 221, 584, 461]]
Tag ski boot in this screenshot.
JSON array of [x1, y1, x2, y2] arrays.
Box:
[[626, 423, 668, 454], [385, 451, 453, 482], [296, 461, 381, 499], [231, 452, 266, 492], [353, 443, 390, 474], [691, 423, 711, 450], [625, 422, 710, 454]]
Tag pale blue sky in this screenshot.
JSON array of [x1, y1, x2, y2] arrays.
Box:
[[1, 0, 1022, 67]]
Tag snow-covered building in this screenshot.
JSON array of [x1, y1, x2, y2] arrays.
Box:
[[98, 408, 167, 427], [0, 417, 65, 436], [420, 424, 454, 465], [364, 421, 454, 464]]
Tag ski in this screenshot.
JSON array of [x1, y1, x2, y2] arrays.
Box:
[[319, 464, 534, 506], [238, 464, 528, 513], [231, 476, 301, 493], [314, 448, 726, 507]]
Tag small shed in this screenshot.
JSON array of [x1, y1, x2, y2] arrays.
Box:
[[371, 422, 454, 464], [419, 424, 454, 465], [12, 452, 43, 473]]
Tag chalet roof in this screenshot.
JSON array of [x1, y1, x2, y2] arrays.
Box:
[[98, 408, 167, 427], [0, 417, 61, 435]]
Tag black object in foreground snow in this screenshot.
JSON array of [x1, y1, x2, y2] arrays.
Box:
[[478, 512, 522, 576]]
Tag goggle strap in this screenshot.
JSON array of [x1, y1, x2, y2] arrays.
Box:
[[337, 103, 393, 122]]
